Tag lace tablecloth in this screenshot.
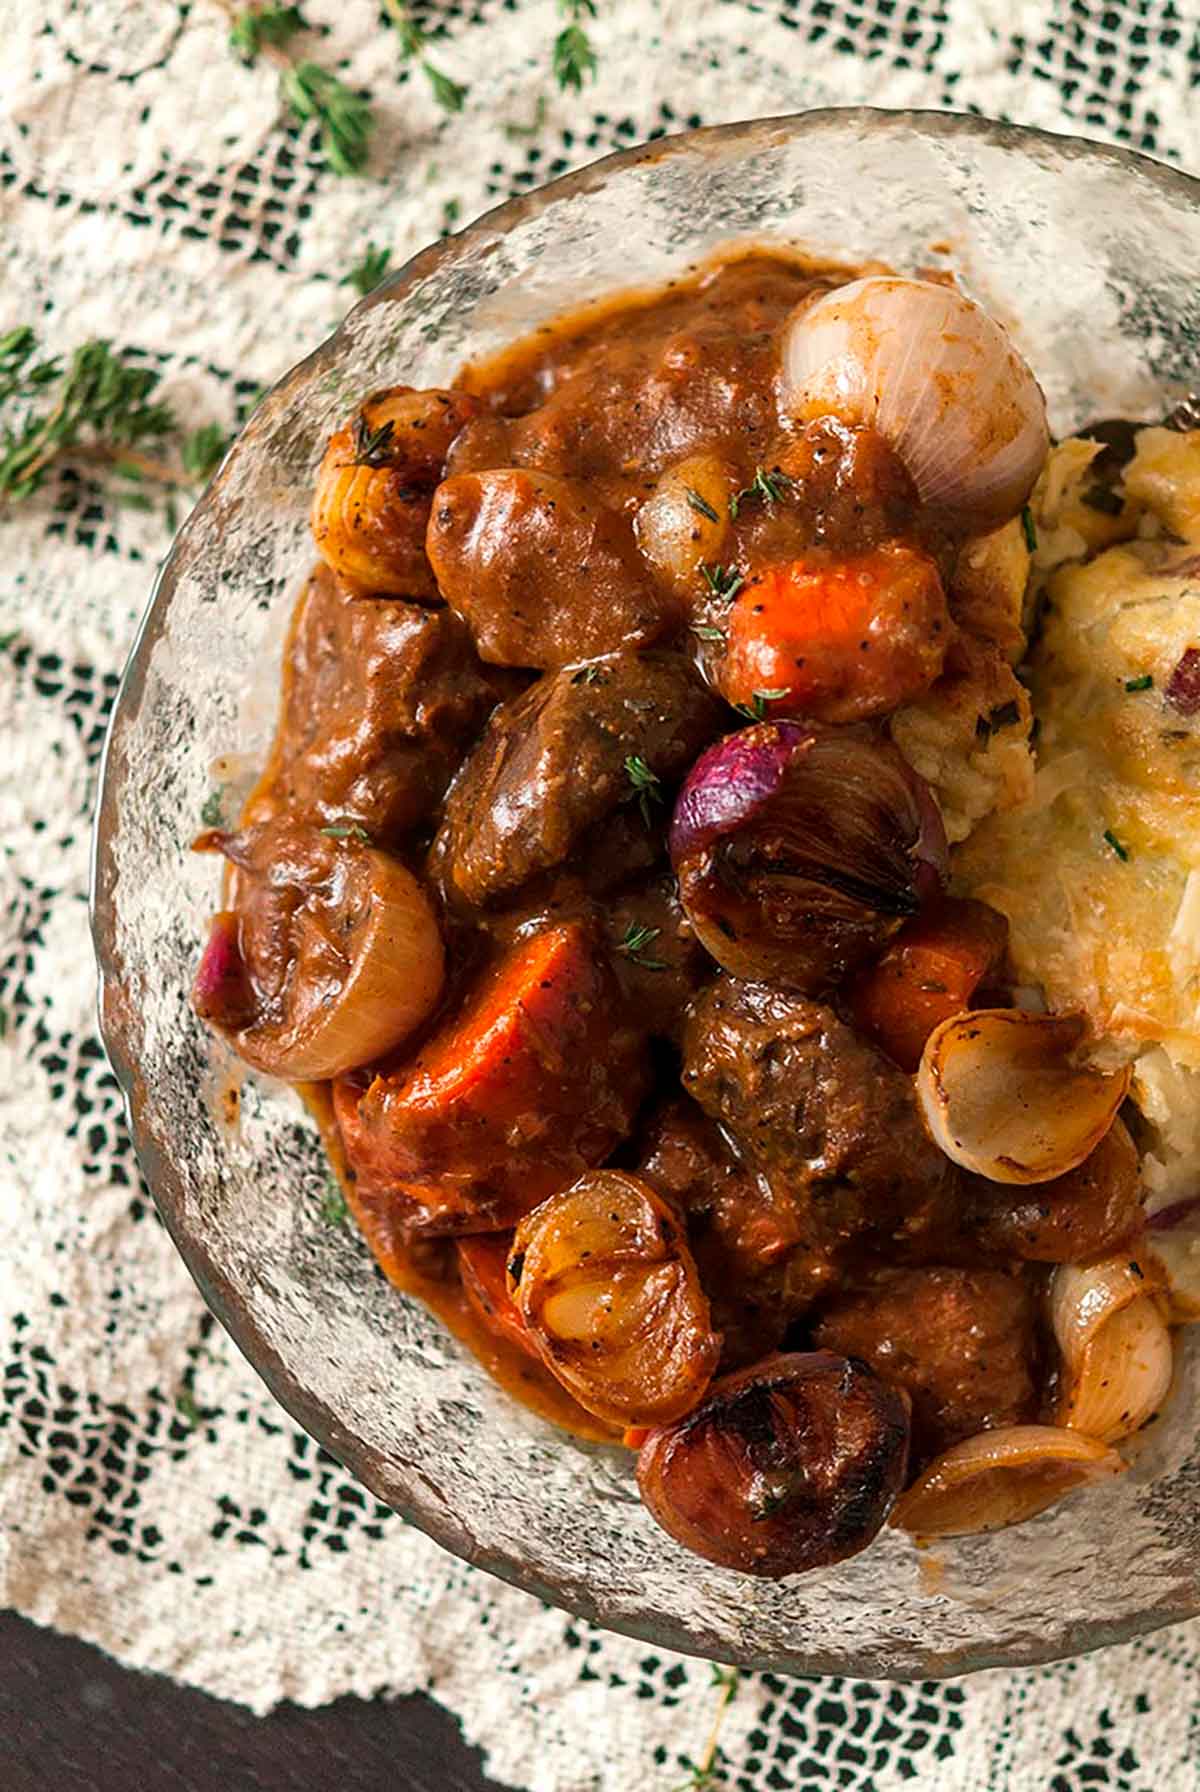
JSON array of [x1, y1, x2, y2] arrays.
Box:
[[2, 3, 1199, 1787]]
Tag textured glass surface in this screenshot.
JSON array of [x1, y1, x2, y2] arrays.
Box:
[[93, 111, 1200, 1676]]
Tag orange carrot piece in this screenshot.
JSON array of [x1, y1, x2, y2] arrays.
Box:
[[721, 543, 950, 724], [846, 898, 1009, 1072], [336, 923, 647, 1231], [457, 1234, 540, 1361]]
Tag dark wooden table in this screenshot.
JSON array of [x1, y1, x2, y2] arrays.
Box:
[[0, 1610, 511, 1792]]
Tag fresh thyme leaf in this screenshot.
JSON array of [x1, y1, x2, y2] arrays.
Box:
[[570, 664, 610, 685], [341, 242, 393, 298], [320, 821, 372, 843], [1124, 673, 1153, 693], [729, 463, 793, 519], [734, 687, 788, 723], [553, 0, 598, 92], [1103, 827, 1130, 862], [424, 62, 468, 113], [229, 2, 306, 63], [175, 1387, 202, 1427], [200, 789, 224, 827], [616, 922, 667, 970], [699, 562, 744, 604], [384, 0, 469, 114], [1021, 504, 1038, 553], [182, 421, 229, 483], [320, 1177, 350, 1225], [624, 754, 662, 827], [0, 630, 18, 651], [283, 61, 374, 176], [709, 1665, 740, 1694], [441, 196, 462, 231], [503, 95, 548, 141], [690, 623, 727, 644], [685, 486, 720, 523], [351, 412, 397, 467]]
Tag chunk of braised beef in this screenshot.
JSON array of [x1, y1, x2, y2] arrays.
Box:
[[812, 1265, 1040, 1465], [637, 1098, 838, 1368], [681, 977, 960, 1253], [431, 651, 725, 910], [244, 564, 513, 843]]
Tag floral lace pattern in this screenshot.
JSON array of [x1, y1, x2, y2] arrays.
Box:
[[2, 3, 1199, 1786]]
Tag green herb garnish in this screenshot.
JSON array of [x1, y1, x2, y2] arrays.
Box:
[[351, 413, 397, 467], [182, 421, 229, 483], [175, 1387, 202, 1428], [1125, 673, 1154, 693], [734, 687, 789, 723], [228, 2, 305, 62], [624, 754, 662, 827], [553, 0, 598, 91], [729, 464, 793, 520], [320, 1177, 349, 1226], [690, 623, 727, 644], [341, 243, 392, 298], [320, 821, 372, 843], [0, 334, 174, 502], [570, 664, 609, 685], [1103, 827, 1130, 862], [1021, 504, 1038, 553], [384, 0, 468, 113], [685, 487, 720, 523], [699, 562, 744, 604], [616, 922, 667, 970], [283, 61, 374, 175]]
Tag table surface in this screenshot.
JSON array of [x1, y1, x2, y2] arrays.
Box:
[[0, 1610, 508, 1792]]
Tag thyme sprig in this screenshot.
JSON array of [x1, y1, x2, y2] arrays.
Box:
[[699, 562, 744, 604], [734, 687, 789, 723], [222, 3, 374, 175], [554, 0, 598, 91], [729, 464, 793, 520], [669, 1665, 741, 1791], [624, 754, 662, 828], [616, 922, 667, 970], [320, 1175, 350, 1226], [0, 328, 227, 511], [383, 0, 468, 114]]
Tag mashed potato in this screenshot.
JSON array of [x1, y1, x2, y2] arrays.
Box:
[[948, 425, 1200, 1207]]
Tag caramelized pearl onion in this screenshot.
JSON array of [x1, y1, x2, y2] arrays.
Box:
[[669, 722, 948, 990], [636, 1352, 911, 1577], [508, 1171, 720, 1429]]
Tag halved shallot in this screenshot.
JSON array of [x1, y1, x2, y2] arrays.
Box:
[[916, 1009, 1131, 1184], [193, 820, 444, 1081], [1048, 1255, 1173, 1442], [781, 277, 1049, 531], [892, 1425, 1124, 1538]]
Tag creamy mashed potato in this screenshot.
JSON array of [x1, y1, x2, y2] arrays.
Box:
[[948, 425, 1200, 1205]]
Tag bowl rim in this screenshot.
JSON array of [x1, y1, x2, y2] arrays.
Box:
[[90, 106, 1200, 1679]]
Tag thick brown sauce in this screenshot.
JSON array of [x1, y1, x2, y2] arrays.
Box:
[[205, 251, 1140, 1477]]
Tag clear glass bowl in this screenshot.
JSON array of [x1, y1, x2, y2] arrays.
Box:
[[92, 110, 1200, 1677]]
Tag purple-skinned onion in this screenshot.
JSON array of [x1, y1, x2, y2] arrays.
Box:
[[669, 721, 948, 991]]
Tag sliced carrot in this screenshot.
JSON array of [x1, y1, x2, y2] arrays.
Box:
[[457, 1234, 540, 1361], [335, 922, 648, 1232], [846, 898, 1009, 1073], [721, 543, 950, 723]]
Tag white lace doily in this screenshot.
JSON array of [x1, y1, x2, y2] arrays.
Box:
[[2, 3, 1199, 1787]]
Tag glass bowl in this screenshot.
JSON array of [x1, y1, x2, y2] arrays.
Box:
[[92, 109, 1200, 1677]]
